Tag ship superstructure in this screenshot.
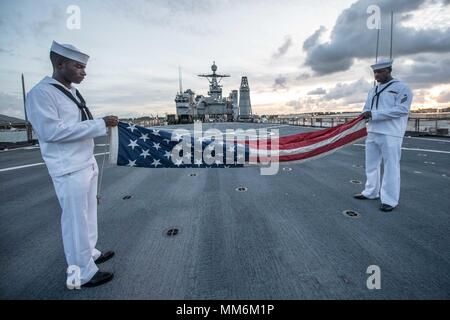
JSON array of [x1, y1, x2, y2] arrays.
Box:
[[173, 62, 250, 122]]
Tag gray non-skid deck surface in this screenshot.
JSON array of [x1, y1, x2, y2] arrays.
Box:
[[1, 123, 449, 299]]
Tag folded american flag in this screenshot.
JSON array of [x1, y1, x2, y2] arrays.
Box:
[[108, 116, 367, 168]]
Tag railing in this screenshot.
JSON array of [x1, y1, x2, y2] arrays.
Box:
[[124, 119, 167, 127], [265, 115, 450, 137], [2, 115, 449, 145], [0, 130, 37, 143], [407, 118, 450, 136]]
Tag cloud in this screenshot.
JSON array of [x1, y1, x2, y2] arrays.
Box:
[[302, 0, 450, 75], [395, 55, 450, 89], [303, 26, 326, 51], [0, 48, 15, 56], [324, 78, 372, 103], [296, 72, 311, 81], [273, 75, 288, 89], [285, 96, 330, 113], [436, 90, 450, 102], [272, 36, 293, 59], [285, 79, 373, 113], [410, 89, 427, 104], [103, 0, 225, 35], [286, 100, 301, 108], [31, 5, 63, 38], [162, 0, 215, 14], [307, 87, 327, 95], [0, 92, 24, 119]]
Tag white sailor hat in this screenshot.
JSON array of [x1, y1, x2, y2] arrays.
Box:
[[370, 58, 393, 71], [50, 41, 89, 64]]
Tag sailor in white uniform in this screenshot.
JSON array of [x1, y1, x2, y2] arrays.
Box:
[[26, 41, 118, 288], [354, 58, 413, 211]]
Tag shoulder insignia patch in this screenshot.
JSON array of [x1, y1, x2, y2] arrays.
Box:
[[401, 95, 408, 103]]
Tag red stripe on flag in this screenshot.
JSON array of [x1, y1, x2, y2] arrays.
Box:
[[248, 116, 366, 149], [279, 116, 364, 145], [278, 127, 367, 162]]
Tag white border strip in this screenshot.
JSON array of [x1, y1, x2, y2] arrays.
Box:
[[109, 126, 119, 164]]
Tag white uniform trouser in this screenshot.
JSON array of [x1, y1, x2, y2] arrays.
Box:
[[52, 162, 102, 286], [362, 132, 403, 207]]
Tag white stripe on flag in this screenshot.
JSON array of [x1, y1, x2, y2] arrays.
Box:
[[109, 126, 119, 164], [248, 118, 366, 157]]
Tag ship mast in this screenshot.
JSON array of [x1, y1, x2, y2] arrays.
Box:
[[198, 61, 230, 100], [389, 11, 394, 60], [178, 66, 183, 94], [21, 74, 32, 142]]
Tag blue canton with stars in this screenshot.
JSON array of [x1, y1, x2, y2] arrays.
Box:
[[116, 122, 249, 168]]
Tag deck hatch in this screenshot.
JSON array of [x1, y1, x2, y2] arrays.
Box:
[[343, 210, 360, 218], [165, 228, 180, 237]]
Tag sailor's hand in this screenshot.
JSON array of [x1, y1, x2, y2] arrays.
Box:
[[103, 116, 119, 127], [361, 111, 372, 119]]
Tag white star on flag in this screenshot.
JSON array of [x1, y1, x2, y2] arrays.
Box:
[[197, 136, 206, 143], [228, 146, 235, 152], [163, 139, 171, 144], [152, 142, 161, 151], [195, 159, 203, 167], [183, 151, 192, 159], [172, 133, 183, 141], [127, 123, 137, 133], [173, 144, 182, 151], [128, 139, 139, 150], [140, 149, 150, 159], [139, 133, 149, 142], [127, 159, 137, 167], [151, 159, 161, 167], [174, 159, 183, 167], [164, 151, 171, 159], [151, 129, 161, 136]]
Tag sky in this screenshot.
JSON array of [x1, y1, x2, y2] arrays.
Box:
[[1, 0, 449, 119]]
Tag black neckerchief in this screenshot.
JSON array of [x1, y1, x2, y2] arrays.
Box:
[[50, 83, 93, 121], [370, 79, 398, 110]]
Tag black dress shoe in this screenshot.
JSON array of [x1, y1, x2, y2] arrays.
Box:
[[95, 251, 114, 264], [353, 193, 368, 199], [353, 193, 379, 200], [81, 271, 114, 288], [380, 203, 395, 212]]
